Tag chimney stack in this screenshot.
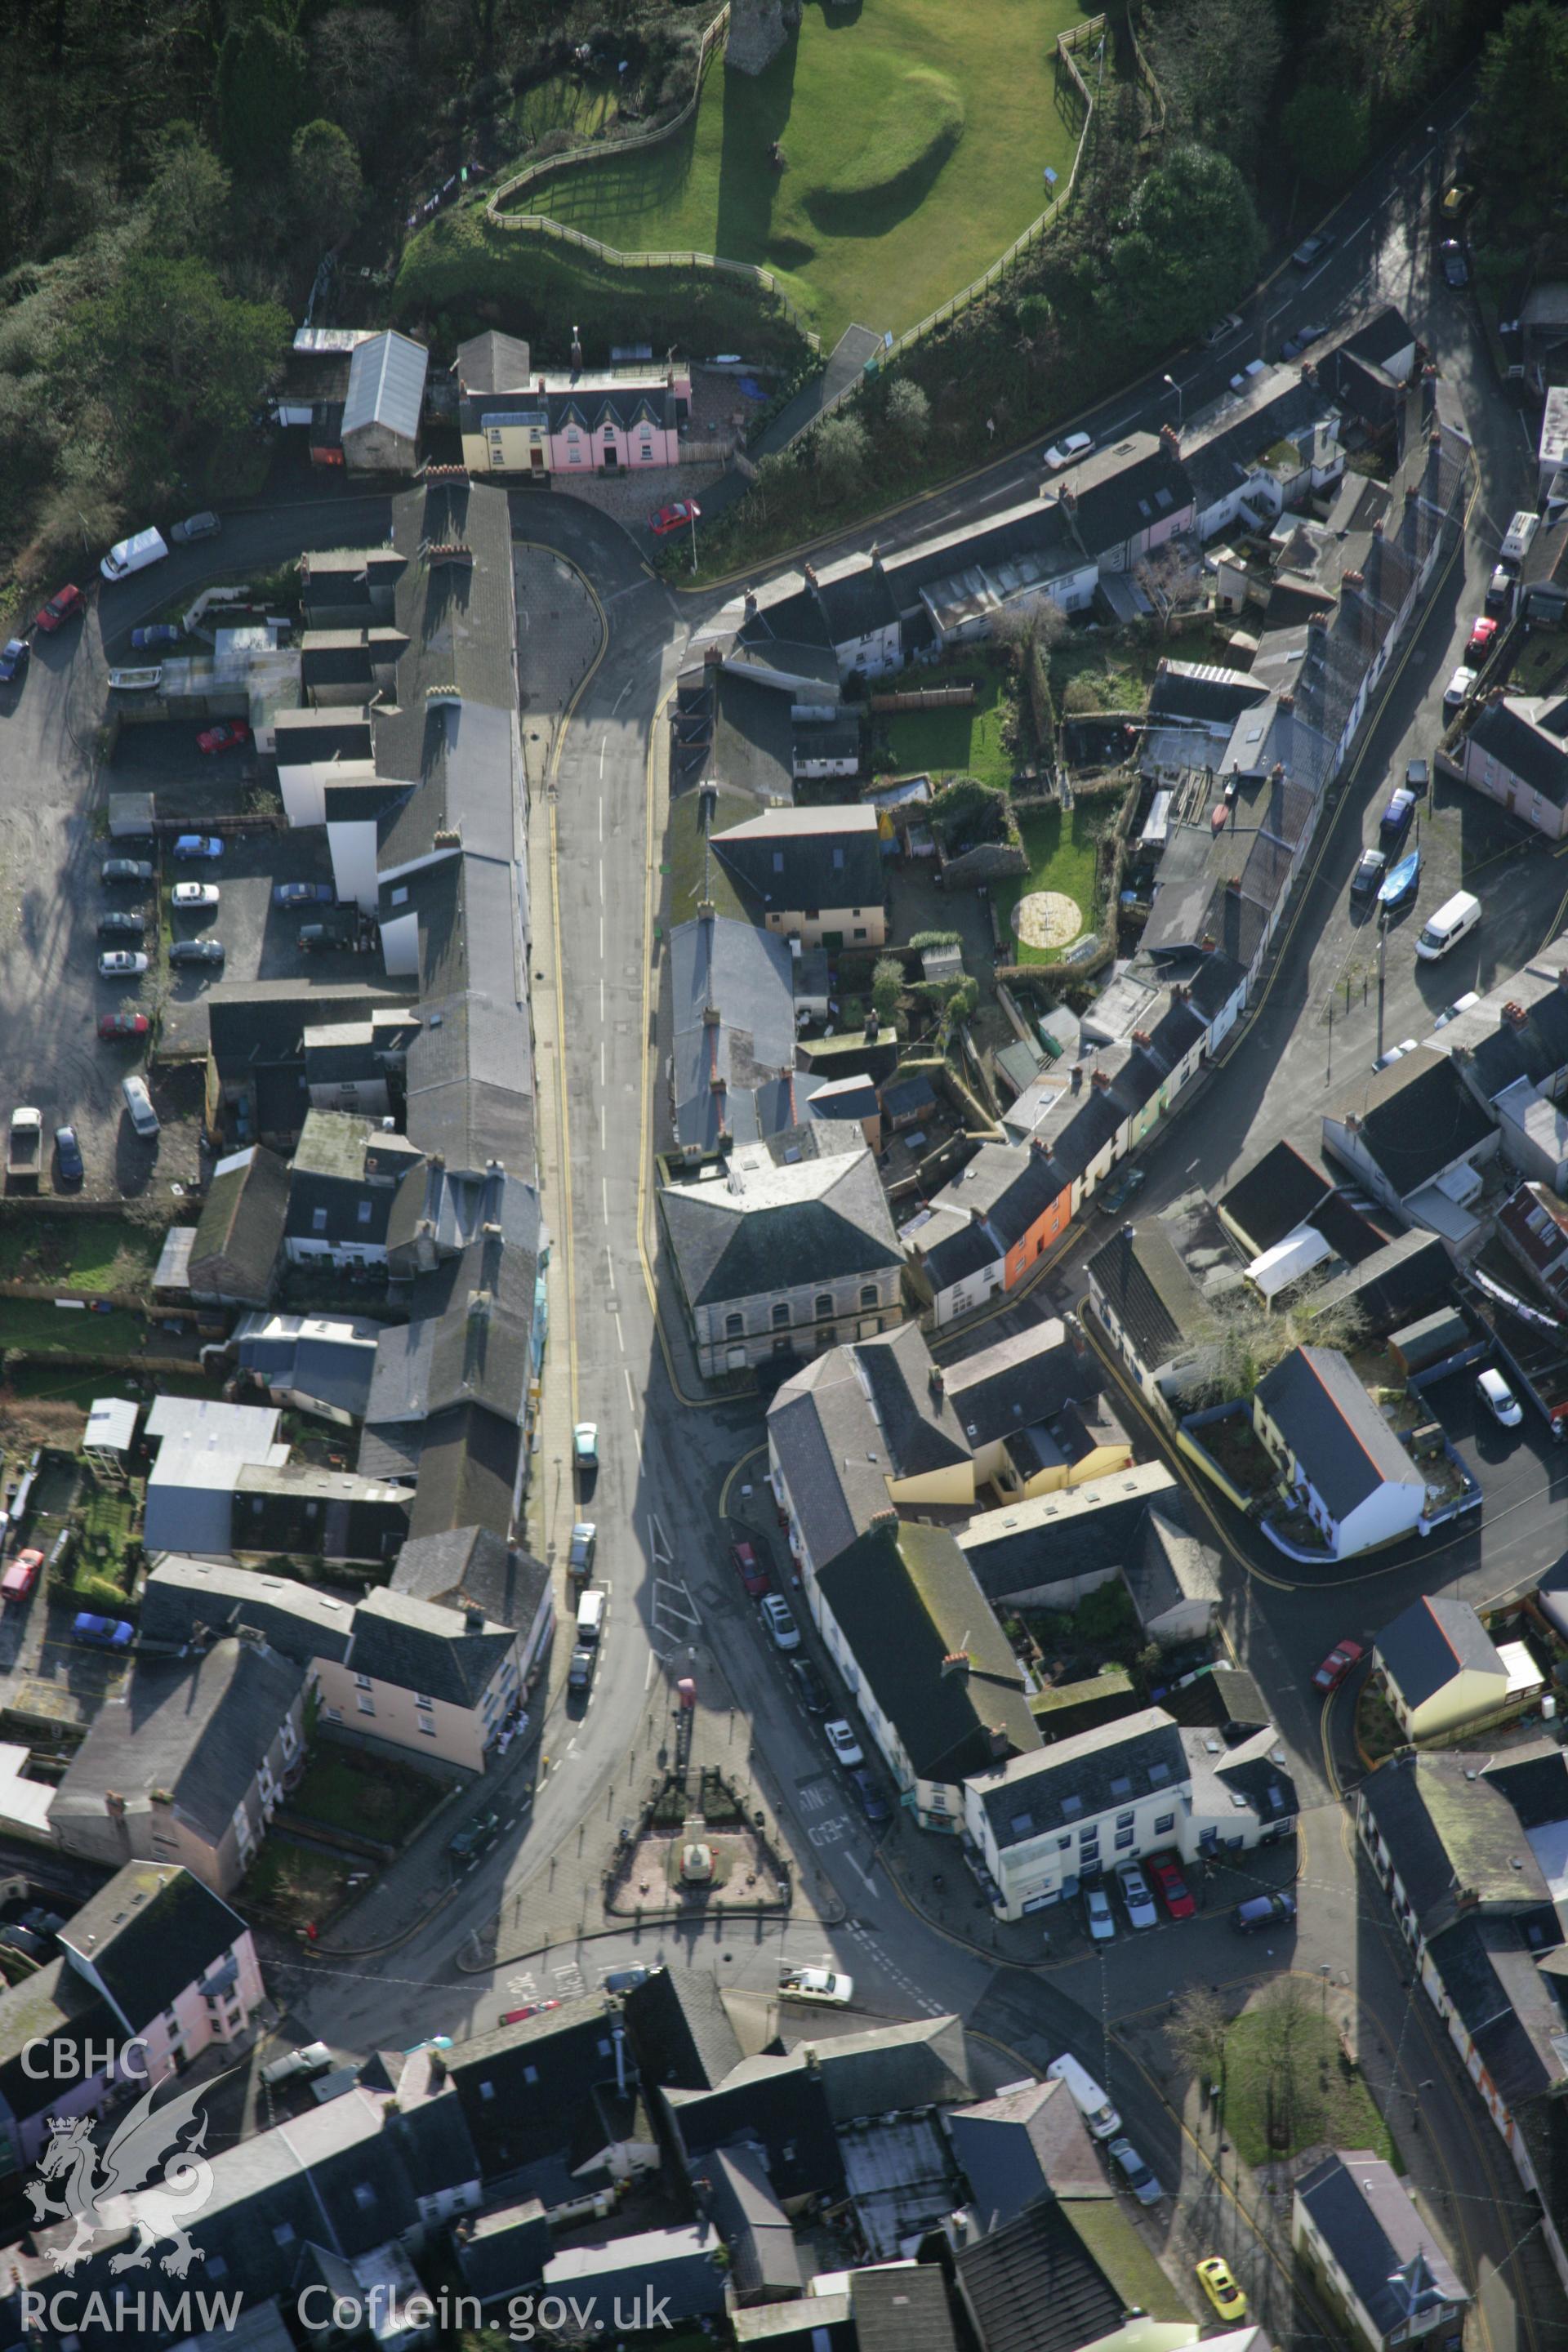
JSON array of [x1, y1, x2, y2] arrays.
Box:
[[1159, 423, 1180, 454], [941, 1651, 971, 1681], [1090, 1067, 1111, 1091]]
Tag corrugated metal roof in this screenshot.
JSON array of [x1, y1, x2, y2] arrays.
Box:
[[342, 332, 429, 444]]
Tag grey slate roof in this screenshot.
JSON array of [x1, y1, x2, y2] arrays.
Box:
[[947, 2075, 1107, 2226], [190, 1147, 290, 1303], [1295, 2153, 1467, 2336], [703, 2144, 800, 2301], [1325, 1047, 1498, 1196], [403, 1402, 520, 1542], [1218, 1139, 1330, 1254], [1464, 697, 1568, 807], [710, 804, 884, 920], [853, 2264, 961, 2352], [1086, 1218, 1208, 1368], [940, 1319, 1098, 1447], [1255, 1345, 1420, 1518], [139, 1557, 356, 1667], [954, 2197, 1133, 2352], [971, 1705, 1188, 1854], [347, 1586, 516, 1707], [670, 913, 800, 1153], [390, 1526, 549, 1633], [623, 1966, 744, 2092], [662, 1130, 900, 1311], [666, 2058, 844, 2204], [59, 1864, 247, 2030], [960, 1465, 1181, 1607], [234, 1311, 381, 1418], [1359, 1749, 1556, 1930], [1374, 1593, 1504, 1710], [768, 1322, 969, 1569], [1120, 1502, 1223, 1628]]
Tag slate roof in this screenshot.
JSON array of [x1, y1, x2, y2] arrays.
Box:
[[940, 1319, 1098, 1447], [816, 1522, 1038, 1782], [768, 1321, 969, 1566], [390, 1526, 549, 1633], [970, 1705, 1187, 1854], [947, 2075, 1107, 2226], [1085, 1218, 1208, 1369], [1145, 660, 1269, 728], [954, 2195, 1156, 2352], [666, 2057, 844, 2204], [1309, 1229, 1452, 1334], [139, 1557, 356, 1668], [190, 1147, 290, 1303], [710, 804, 884, 918], [445, 1998, 621, 2176], [1295, 2153, 1467, 2336], [234, 1310, 382, 1418], [1325, 1047, 1498, 1196], [403, 1402, 520, 1542], [1255, 1345, 1422, 1518], [404, 991, 535, 1176], [0, 1958, 119, 2125], [670, 912, 800, 1153], [702, 2144, 801, 2301], [368, 1218, 537, 1427], [1120, 1501, 1223, 1628], [960, 1465, 1181, 1607], [1054, 430, 1193, 555], [1218, 1140, 1331, 1254], [1359, 1749, 1554, 1927], [853, 2264, 960, 2352], [455, 329, 532, 395], [58, 1864, 247, 2030], [1464, 696, 1568, 807], [661, 1132, 900, 1311], [623, 1966, 744, 2091], [1425, 940, 1568, 1099], [1374, 1593, 1506, 1711], [1427, 1913, 1567, 2106], [348, 1586, 516, 1707]]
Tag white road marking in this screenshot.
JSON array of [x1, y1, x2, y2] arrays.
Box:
[[844, 1851, 879, 1892], [1301, 254, 1339, 289], [1408, 146, 1433, 176], [602, 1177, 609, 1220], [599, 744, 605, 783], [600, 1103, 606, 1148], [797, 1784, 830, 1813], [612, 674, 633, 713], [623, 1365, 639, 1419], [553, 1962, 586, 1998], [506, 1971, 539, 2000], [644, 1648, 657, 1690], [808, 1817, 848, 1847], [613, 1310, 625, 1355], [1099, 413, 1140, 439]]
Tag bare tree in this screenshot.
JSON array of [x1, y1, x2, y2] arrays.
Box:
[[1181, 1279, 1366, 1408], [1168, 1984, 1228, 2086], [990, 594, 1067, 653], [1255, 1973, 1316, 2153]]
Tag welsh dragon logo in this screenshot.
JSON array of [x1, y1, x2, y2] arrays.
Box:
[[26, 2076, 219, 2275]]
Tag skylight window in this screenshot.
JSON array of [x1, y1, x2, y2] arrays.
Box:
[[1060, 1793, 1084, 1820]]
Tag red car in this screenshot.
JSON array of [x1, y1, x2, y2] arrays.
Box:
[[1312, 1638, 1365, 1692], [649, 500, 700, 537], [729, 1539, 771, 1598], [99, 1012, 150, 1040], [1147, 1855, 1196, 1919], [1466, 616, 1498, 661], [499, 1998, 559, 2025], [198, 721, 251, 755], [1, 1551, 42, 1601], [35, 584, 82, 634]]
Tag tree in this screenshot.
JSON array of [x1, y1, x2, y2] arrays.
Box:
[[1146, 0, 1284, 180], [1254, 1975, 1316, 2153], [1473, 0, 1568, 192], [1168, 1984, 1228, 2087], [1280, 84, 1370, 189], [308, 7, 412, 160], [886, 377, 930, 450], [871, 957, 905, 1022], [216, 14, 312, 180], [814, 412, 869, 494], [1180, 1279, 1365, 1408], [140, 129, 233, 264], [1102, 144, 1264, 350], [289, 119, 363, 251]]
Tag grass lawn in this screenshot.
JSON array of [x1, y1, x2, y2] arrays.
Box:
[[666, 785, 756, 925], [0, 1297, 144, 1359], [992, 808, 1103, 963], [509, 70, 618, 157], [69, 1472, 140, 1610], [882, 662, 1017, 791], [240, 1837, 359, 1931], [0, 1217, 165, 1295], [1223, 1999, 1399, 2170], [514, 0, 1087, 344], [288, 1746, 445, 1845]]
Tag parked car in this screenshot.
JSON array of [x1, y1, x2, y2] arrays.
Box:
[[274, 882, 336, 908], [448, 1812, 500, 1866], [102, 859, 154, 884], [1379, 787, 1415, 842], [1432, 990, 1481, 1029], [172, 834, 222, 860], [197, 721, 250, 755], [1202, 312, 1243, 346], [73, 1613, 133, 1650], [779, 1966, 853, 2006], [34, 585, 82, 633], [1485, 564, 1514, 615], [0, 639, 29, 687], [1083, 1882, 1116, 1942], [1147, 1855, 1195, 1918], [131, 625, 182, 651], [1442, 664, 1477, 714], [98, 912, 145, 938], [572, 1421, 599, 1471], [568, 1521, 596, 1575], [98, 951, 149, 978], [1, 1551, 43, 1602], [848, 1766, 889, 1823], [760, 1593, 800, 1651], [1232, 1891, 1296, 1934], [500, 1999, 559, 2025], [1477, 1366, 1523, 1427], [1098, 1165, 1145, 1217], [1349, 848, 1387, 900], [824, 1717, 864, 1768], [172, 882, 219, 909], [789, 1656, 828, 1713], [1107, 2136, 1162, 2206], [601, 1967, 648, 1995], [1292, 231, 1334, 268], [1467, 615, 1498, 662], [1440, 182, 1474, 222], [170, 510, 221, 545], [1439, 238, 1469, 288], [1113, 1859, 1157, 1929], [259, 2041, 332, 2088], [648, 500, 700, 537], [567, 1643, 596, 1693], [1371, 1037, 1417, 1071], [54, 1126, 83, 1185], [1279, 322, 1325, 359], [168, 938, 225, 966], [1196, 2256, 1248, 2321], [1405, 757, 1430, 794], [730, 1538, 770, 1598], [98, 1012, 149, 1040], [1042, 430, 1094, 471], [1312, 1639, 1365, 1692]]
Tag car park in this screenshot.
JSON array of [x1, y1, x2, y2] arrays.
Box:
[[649, 500, 700, 536], [98, 951, 149, 978], [98, 912, 145, 938], [568, 1521, 596, 1575], [259, 2041, 332, 2088], [1292, 231, 1334, 268], [1232, 1891, 1296, 1934], [168, 938, 225, 966], [1379, 787, 1415, 842], [54, 1126, 83, 1185], [173, 834, 222, 860], [448, 1813, 500, 1865], [1312, 1639, 1365, 1691], [0, 639, 29, 687], [848, 1766, 889, 1823], [197, 721, 250, 755], [1113, 1859, 1157, 1929], [131, 625, 181, 651], [573, 1422, 599, 1471], [102, 859, 154, 885], [1083, 1882, 1116, 1941], [1, 1551, 42, 1602], [1147, 1856, 1195, 1918], [824, 1718, 864, 1768], [172, 882, 219, 909], [1467, 616, 1498, 661], [98, 1012, 149, 1040], [790, 1657, 828, 1713], [1349, 848, 1386, 900], [1107, 2136, 1162, 2206], [730, 1539, 770, 1597], [35, 585, 82, 633], [74, 1613, 132, 1650], [274, 882, 336, 907], [1202, 312, 1243, 345], [1042, 431, 1094, 471], [1439, 238, 1469, 287], [170, 510, 221, 544], [1196, 2256, 1248, 2321], [1477, 1366, 1523, 1427], [761, 1593, 800, 1651]]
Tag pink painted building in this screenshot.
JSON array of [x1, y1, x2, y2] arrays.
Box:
[[456, 330, 692, 478]]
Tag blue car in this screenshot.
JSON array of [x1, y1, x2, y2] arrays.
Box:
[[54, 1125, 83, 1185], [273, 882, 336, 907], [131, 624, 181, 652], [173, 835, 223, 861], [849, 1767, 889, 1824], [73, 1613, 133, 1650], [0, 639, 29, 686]]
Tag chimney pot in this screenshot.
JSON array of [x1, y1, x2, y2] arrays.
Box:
[[1090, 1067, 1111, 1090]]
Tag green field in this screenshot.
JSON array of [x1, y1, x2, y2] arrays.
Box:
[[1222, 1999, 1399, 2170], [882, 663, 1017, 791], [514, 0, 1087, 343], [0, 1218, 164, 1294], [993, 807, 1102, 962]]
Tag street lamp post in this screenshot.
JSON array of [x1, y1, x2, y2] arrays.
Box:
[[688, 506, 699, 576], [1162, 374, 1183, 430]]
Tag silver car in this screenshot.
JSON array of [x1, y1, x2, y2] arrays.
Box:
[[1107, 2136, 1163, 2205], [1114, 1859, 1158, 1930]]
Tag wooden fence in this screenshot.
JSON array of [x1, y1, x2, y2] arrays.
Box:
[[869, 684, 976, 714]]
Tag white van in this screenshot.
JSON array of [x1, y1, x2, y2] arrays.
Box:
[[121, 1076, 159, 1138], [1500, 510, 1540, 567], [1415, 889, 1481, 962], [576, 1587, 606, 1645], [100, 527, 169, 583], [1046, 2053, 1120, 2140]]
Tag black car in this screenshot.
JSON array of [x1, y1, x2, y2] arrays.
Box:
[[1349, 849, 1387, 900], [0, 638, 29, 687], [102, 859, 154, 885], [54, 1126, 83, 1185], [98, 911, 145, 938], [169, 938, 225, 965], [170, 510, 221, 545], [1439, 238, 1468, 288], [1232, 1891, 1297, 1934], [789, 1657, 829, 1714]]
